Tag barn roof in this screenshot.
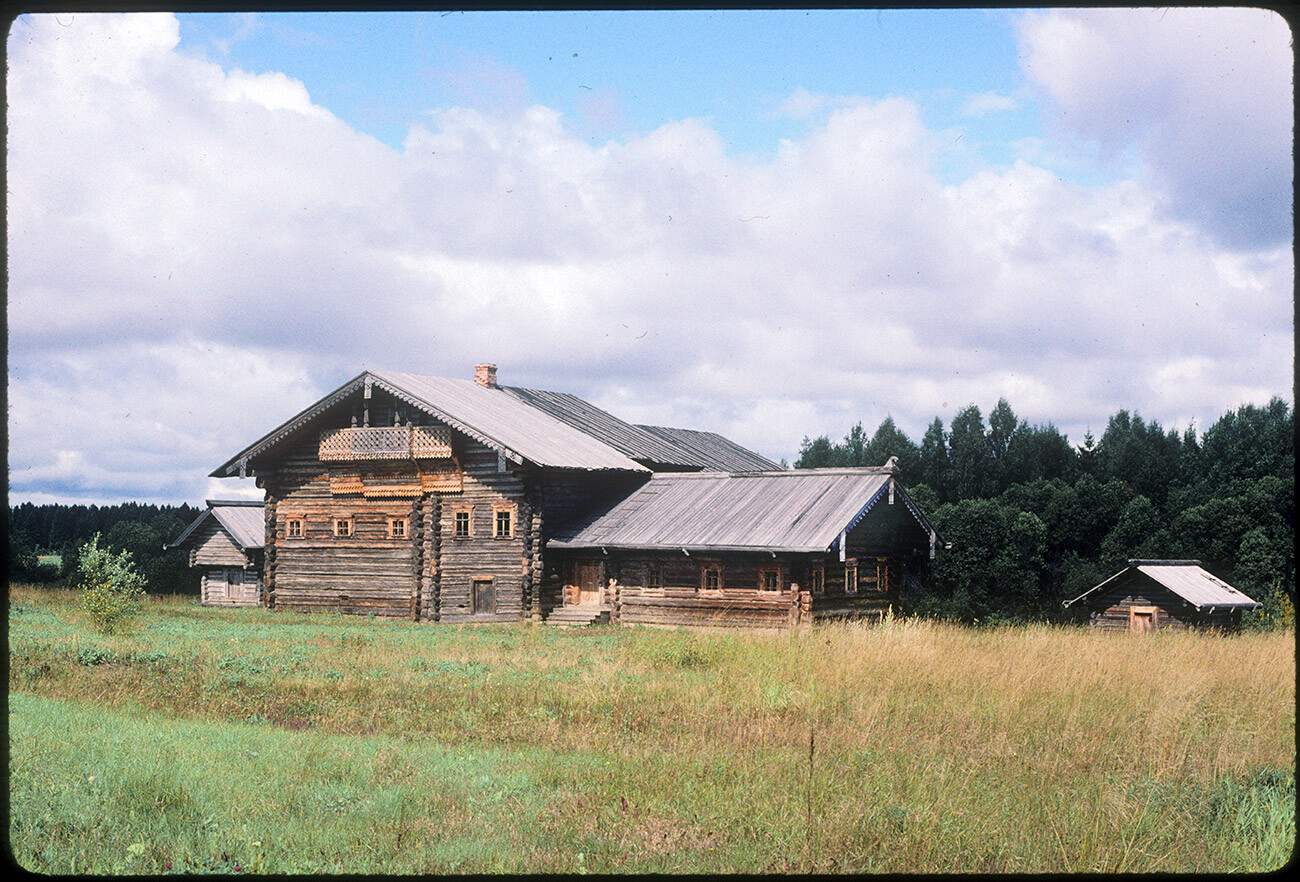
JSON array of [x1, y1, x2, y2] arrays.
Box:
[[549, 467, 937, 553], [634, 424, 781, 472], [499, 385, 779, 471], [211, 370, 650, 476], [1064, 560, 1261, 611], [169, 500, 265, 551]]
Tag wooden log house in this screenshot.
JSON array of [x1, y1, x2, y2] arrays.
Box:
[[1063, 560, 1261, 632], [168, 500, 266, 606], [210, 365, 940, 627]]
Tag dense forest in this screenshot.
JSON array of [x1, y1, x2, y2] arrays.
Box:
[[7, 502, 202, 595], [7, 397, 1293, 622], [795, 396, 1294, 624]]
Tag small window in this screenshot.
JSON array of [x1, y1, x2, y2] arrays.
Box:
[[493, 506, 514, 539], [334, 518, 354, 538], [389, 518, 408, 539], [645, 563, 662, 593], [845, 560, 858, 595], [228, 568, 242, 585], [453, 508, 472, 538], [759, 568, 780, 592], [811, 566, 825, 595], [701, 565, 723, 592], [286, 518, 303, 538]]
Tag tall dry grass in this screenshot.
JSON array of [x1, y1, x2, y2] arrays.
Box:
[[8, 586, 1294, 873]]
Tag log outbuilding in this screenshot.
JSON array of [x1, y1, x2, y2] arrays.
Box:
[[1064, 560, 1260, 632], [209, 365, 940, 627], [169, 500, 266, 606]]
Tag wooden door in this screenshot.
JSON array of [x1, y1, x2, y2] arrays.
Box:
[[574, 562, 602, 606], [472, 578, 496, 615], [1129, 606, 1157, 633]]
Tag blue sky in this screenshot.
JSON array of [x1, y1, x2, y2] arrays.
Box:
[[176, 10, 1039, 174], [6, 9, 1293, 504]]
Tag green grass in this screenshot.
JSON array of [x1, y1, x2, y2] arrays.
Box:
[[8, 586, 1295, 873]]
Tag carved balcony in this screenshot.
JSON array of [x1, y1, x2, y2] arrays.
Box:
[[318, 425, 453, 462]]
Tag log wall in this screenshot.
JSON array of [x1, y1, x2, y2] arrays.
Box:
[[1085, 574, 1242, 632], [434, 439, 528, 623], [584, 551, 800, 629], [263, 433, 421, 620]]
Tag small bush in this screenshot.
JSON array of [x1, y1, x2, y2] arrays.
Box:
[[77, 646, 114, 667], [76, 534, 148, 635]]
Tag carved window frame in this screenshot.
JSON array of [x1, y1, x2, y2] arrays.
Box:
[[700, 563, 724, 593], [452, 506, 473, 539], [845, 559, 859, 595], [811, 563, 825, 596], [285, 516, 304, 539], [388, 517, 409, 539], [333, 517, 355, 539], [759, 567, 781, 593], [492, 503, 516, 540]]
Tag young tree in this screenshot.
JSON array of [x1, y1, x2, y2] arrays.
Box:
[[76, 534, 148, 635]]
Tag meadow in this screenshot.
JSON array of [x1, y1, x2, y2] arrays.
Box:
[[8, 585, 1295, 874]]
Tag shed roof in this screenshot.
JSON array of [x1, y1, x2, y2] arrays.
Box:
[[1064, 560, 1261, 611], [212, 371, 650, 476], [549, 467, 936, 553], [170, 500, 265, 551]]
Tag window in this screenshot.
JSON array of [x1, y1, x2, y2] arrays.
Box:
[[870, 558, 889, 592], [493, 505, 515, 539], [759, 568, 780, 592], [645, 563, 662, 593], [228, 568, 242, 585], [845, 560, 858, 595], [701, 565, 723, 592], [453, 508, 472, 538], [286, 518, 303, 539], [389, 518, 408, 539], [334, 518, 354, 538], [811, 566, 825, 596]]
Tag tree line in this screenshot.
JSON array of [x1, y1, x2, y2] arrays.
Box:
[[796, 397, 1294, 625], [8, 501, 202, 595]]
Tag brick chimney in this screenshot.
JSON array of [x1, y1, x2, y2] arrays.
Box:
[[474, 363, 498, 389]]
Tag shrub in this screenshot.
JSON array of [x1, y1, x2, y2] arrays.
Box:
[[76, 534, 148, 635]]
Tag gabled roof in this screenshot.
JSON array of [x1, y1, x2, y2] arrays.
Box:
[[169, 500, 265, 551], [212, 371, 650, 477], [1064, 560, 1261, 611], [500, 385, 780, 471], [635, 424, 781, 472], [549, 467, 937, 553]]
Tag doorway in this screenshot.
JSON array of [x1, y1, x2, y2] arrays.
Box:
[[573, 561, 602, 606]]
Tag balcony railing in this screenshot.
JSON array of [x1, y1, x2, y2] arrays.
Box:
[[319, 425, 453, 462]]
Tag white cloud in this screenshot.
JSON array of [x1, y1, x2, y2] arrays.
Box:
[[6, 12, 1293, 503], [960, 91, 1017, 118], [1017, 7, 1293, 248]]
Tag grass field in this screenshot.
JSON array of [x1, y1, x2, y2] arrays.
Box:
[[8, 585, 1295, 873]]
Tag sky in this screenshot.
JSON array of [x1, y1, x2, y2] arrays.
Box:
[[6, 8, 1294, 506]]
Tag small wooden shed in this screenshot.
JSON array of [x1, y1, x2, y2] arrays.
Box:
[[1064, 559, 1260, 632], [169, 500, 265, 606]]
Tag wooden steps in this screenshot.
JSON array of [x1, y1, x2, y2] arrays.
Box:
[[545, 606, 607, 628]]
